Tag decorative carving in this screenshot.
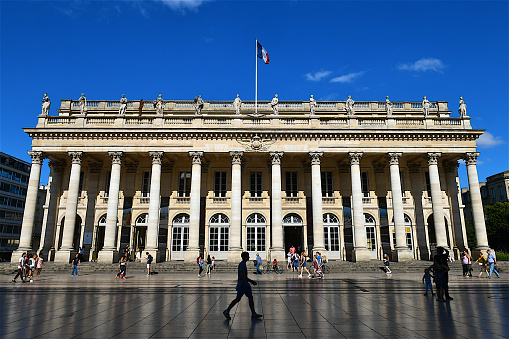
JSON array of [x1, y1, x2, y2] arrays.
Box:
[[28, 151, 44, 165], [48, 160, 65, 173], [88, 161, 103, 174], [237, 134, 275, 152], [442, 160, 459, 173], [270, 94, 279, 115], [233, 94, 242, 115], [153, 94, 164, 116], [41, 93, 50, 116], [422, 96, 431, 116], [309, 151, 323, 165], [118, 94, 128, 116], [189, 151, 204, 165], [426, 152, 441, 166], [348, 152, 363, 165], [337, 162, 350, 173], [78, 93, 87, 115], [108, 151, 124, 165], [230, 151, 244, 165], [345, 95, 355, 116], [372, 162, 386, 173], [407, 162, 422, 174], [269, 151, 284, 165], [309, 95, 316, 116], [68, 151, 84, 165], [459, 96, 467, 117], [162, 161, 174, 174], [124, 161, 138, 174], [387, 152, 402, 165], [194, 95, 204, 116], [464, 152, 480, 166], [149, 151, 164, 165], [385, 95, 393, 117]]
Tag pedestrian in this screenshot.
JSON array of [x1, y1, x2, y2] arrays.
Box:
[[272, 258, 278, 271], [223, 252, 262, 320], [212, 256, 215, 270], [116, 255, 127, 280], [293, 252, 300, 273], [435, 247, 453, 300], [123, 244, 130, 261], [313, 253, 323, 279], [486, 250, 500, 279], [422, 268, 435, 296], [206, 255, 213, 275], [383, 254, 392, 274], [136, 248, 142, 263], [145, 252, 153, 276], [36, 253, 45, 277], [197, 255, 204, 277], [27, 253, 37, 282], [71, 253, 80, 276], [299, 251, 311, 278], [287, 251, 292, 270], [473, 251, 488, 278], [78, 247, 85, 262], [12, 252, 26, 283], [23, 254, 32, 281], [255, 253, 262, 274], [461, 251, 472, 277], [429, 255, 447, 302]]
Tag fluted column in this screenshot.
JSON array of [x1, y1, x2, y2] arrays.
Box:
[[146, 152, 163, 260], [269, 151, 285, 262], [309, 151, 326, 254], [388, 152, 413, 261], [11, 151, 44, 263], [55, 151, 83, 263], [98, 152, 124, 263], [38, 160, 64, 259], [426, 152, 449, 250], [464, 152, 490, 251], [228, 151, 244, 261], [184, 151, 203, 262], [349, 152, 370, 261]]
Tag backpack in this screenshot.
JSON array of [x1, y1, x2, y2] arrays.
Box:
[[197, 257, 200, 264]]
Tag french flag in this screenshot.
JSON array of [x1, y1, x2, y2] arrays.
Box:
[[257, 41, 269, 64]]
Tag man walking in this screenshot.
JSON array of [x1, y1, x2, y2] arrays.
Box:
[[487, 250, 500, 279], [12, 252, 26, 283], [71, 253, 80, 276], [255, 253, 262, 274]]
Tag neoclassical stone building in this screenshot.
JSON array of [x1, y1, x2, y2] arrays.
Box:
[[13, 95, 490, 263]]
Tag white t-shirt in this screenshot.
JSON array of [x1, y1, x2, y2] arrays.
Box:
[[19, 257, 25, 268]]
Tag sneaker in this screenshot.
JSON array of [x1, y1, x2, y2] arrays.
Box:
[[198, 275, 201, 277], [30, 280, 33, 283], [223, 310, 231, 320], [308, 274, 311, 277], [446, 296, 453, 300], [298, 274, 302, 278], [12, 279, 16, 283], [251, 313, 263, 319]]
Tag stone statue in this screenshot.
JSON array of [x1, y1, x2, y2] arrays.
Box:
[[153, 94, 163, 116], [271, 94, 279, 115], [309, 95, 316, 116], [422, 96, 431, 116], [233, 94, 242, 115], [458, 96, 467, 117], [118, 94, 128, 116], [78, 93, 87, 115], [41, 93, 50, 116], [345, 95, 355, 116], [194, 95, 204, 115], [385, 95, 393, 116]]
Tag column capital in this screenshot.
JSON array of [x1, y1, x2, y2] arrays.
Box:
[[189, 151, 204, 165], [68, 151, 84, 165], [426, 152, 441, 166], [230, 151, 244, 165], [464, 152, 480, 166], [48, 159, 65, 172], [149, 151, 164, 164], [387, 152, 402, 165], [348, 152, 363, 165], [269, 151, 284, 165], [108, 151, 124, 165], [28, 151, 44, 165], [309, 151, 323, 165], [443, 160, 460, 173]]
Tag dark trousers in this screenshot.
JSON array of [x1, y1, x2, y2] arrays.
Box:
[[13, 268, 23, 281]]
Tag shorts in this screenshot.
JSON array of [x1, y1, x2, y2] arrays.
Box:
[[302, 262, 306, 267], [235, 283, 252, 298], [147, 264, 151, 269]]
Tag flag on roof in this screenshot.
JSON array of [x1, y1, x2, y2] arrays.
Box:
[[257, 41, 269, 64]]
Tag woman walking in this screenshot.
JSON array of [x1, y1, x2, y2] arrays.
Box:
[[206, 255, 213, 275], [35, 253, 45, 278], [473, 251, 488, 278], [299, 252, 311, 278], [197, 256, 204, 277]]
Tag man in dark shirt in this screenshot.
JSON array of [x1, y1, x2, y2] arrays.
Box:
[[71, 253, 80, 276], [223, 252, 262, 320]]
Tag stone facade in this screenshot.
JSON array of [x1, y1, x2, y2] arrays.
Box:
[[13, 96, 491, 263]]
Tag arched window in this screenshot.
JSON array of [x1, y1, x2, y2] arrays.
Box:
[[246, 213, 266, 254], [98, 214, 107, 225], [172, 213, 190, 256], [246, 213, 266, 224], [136, 213, 148, 226], [323, 213, 339, 224], [323, 213, 340, 256], [209, 213, 229, 254], [283, 213, 303, 225], [210, 213, 229, 224], [173, 213, 190, 224]]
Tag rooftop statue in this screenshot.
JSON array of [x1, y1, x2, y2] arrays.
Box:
[[194, 95, 204, 115], [385, 95, 393, 116], [345, 95, 355, 116], [309, 95, 316, 116], [271, 94, 279, 115], [78, 93, 87, 115], [233, 94, 242, 115], [153, 94, 164, 116], [41, 93, 50, 116], [422, 96, 431, 116], [458, 96, 467, 117], [119, 94, 128, 116]]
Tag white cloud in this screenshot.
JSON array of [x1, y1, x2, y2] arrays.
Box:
[[398, 58, 445, 72], [476, 132, 505, 148], [305, 71, 332, 81], [159, 0, 206, 11], [330, 71, 364, 83]]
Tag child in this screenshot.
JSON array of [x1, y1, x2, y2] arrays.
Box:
[[272, 258, 278, 270], [145, 252, 153, 276], [223, 252, 262, 320], [422, 269, 434, 296], [383, 254, 392, 274]]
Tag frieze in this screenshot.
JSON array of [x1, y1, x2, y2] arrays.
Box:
[[237, 134, 275, 152]]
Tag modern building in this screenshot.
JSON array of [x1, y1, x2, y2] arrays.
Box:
[[13, 95, 491, 263]]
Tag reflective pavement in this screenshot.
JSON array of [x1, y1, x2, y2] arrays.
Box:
[[1, 270, 508, 338]]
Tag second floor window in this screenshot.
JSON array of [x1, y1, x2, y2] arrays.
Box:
[[250, 172, 262, 197], [285, 171, 298, 197], [425, 172, 431, 197], [214, 171, 227, 197], [321, 171, 333, 197], [105, 171, 111, 196], [142, 171, 151, 197], [178, 172, 191, 197], [361, 171, 369, 197]]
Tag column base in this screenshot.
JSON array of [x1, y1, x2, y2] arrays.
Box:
[[352, 248, 371, 262], [392, 249, 413, 262], [97, 249, 119, 263], [269, 248, 286, 263], [54, 249, 76, 263], [227, 249, 244, 263], [183, 248, 200, 263]]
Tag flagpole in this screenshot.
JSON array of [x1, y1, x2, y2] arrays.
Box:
[[255, 38, 258, 115]]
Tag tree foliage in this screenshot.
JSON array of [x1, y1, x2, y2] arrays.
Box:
[[464, 218, 477, 250], [485, 202, 509, 252]]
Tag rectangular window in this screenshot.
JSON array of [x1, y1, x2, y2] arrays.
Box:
[[361, 171, 369, 197], [105, 171, 111, 196], [178, 172, 191, 197], [142, 171, 151, 197], [285, 171, 298, 197], [321, 171, 333, 197], [209, 227, 218, 251], [425, 172, 431, 197], [500, 186, 504, 199], [78, 171, 84, 196], [492, 188, 496, 202], [400, 171, 405, 197], [250, 172, 262, 197], [214, 171, 227, 197]]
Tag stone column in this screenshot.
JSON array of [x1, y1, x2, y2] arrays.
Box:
[[146, 151, 163, 261], [184, 151, 203, 263], [464, 152, 490, 251], [269, 151, 285, 262], [349, 152, 370, 261], [228, 151, 244, 261], [387, 152, 413, 261], [98, 152, 124, 263], [38, 160, 64, 259], [11, 151, 44, 263], [309, 151, 326, 254], [55, 151, 83, 263], [444, 160, 468, 258], [426, 152, 449, 250]]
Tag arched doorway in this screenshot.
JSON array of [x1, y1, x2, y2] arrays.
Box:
[[364, 213, 377, 259], [171, 213, 190, 260], [209, 213, 229, 260], [246, 213, 267, 260], [283, 213, 303, 254], [323, 213, 340, 259], [391, 214, 414, 252], [96, 214, 106, 252], [134, 213, 148, 251]]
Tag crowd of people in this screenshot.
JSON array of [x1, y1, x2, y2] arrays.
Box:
[[12, 252, 45, 283]]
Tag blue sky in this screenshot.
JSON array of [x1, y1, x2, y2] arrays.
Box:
[[1, 0, 508, 187]]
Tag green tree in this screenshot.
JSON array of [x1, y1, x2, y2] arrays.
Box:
[[484, 202, 509, 252], [464, 218, 477, 250]]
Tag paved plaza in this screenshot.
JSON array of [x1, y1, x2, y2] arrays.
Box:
[[1, 270, 508, 339]]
